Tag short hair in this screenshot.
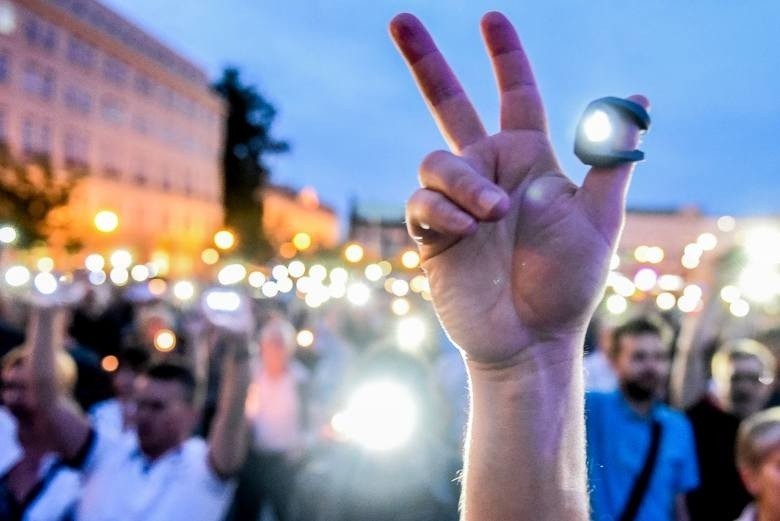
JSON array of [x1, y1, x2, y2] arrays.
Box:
[[260, 316, 296, 356], [712, 339, 776, 384], [117, 346, 151, 373], [608, 317, 666, 360], [1, 346, 77, 394], [736, 407, 780, 471], [144, 362, 197, 405]]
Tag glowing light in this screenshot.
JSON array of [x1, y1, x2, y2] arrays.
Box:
[[392, 298, 410, 316], [33, 272, 57, 295], [391, 279, 410, 297], [297, 329, 314, 347], [730, 299, 750, 318], [272, 265, 288, 280], [173, 281, 195, 301], [739, 265, 780, 303], [697, 233, 718, 251], [656, 292, 676, 311], [36, 257, 54, 272], [610, 254, 620, 271], [248, 272, 266, 288], [684, 243, 703, 259], [347, 282, 371, 306], [201, 248, 219, 265], [5, 266, 30, 287], [89, 271, 106, 285], [279, 242, 297, 259], [717, 216, 736, 232], [645, 247, 665, 264], [720, 285, 741, 303], [205, 290, 241, 311], [658, 274, 684, 292], [608, 272, 636, 298], [296, 276, 313, 294], [328, 283, 347, 299], [634, 246, 650, 263], [677, 295, 699, 313], [150, 251, 169, 277], [213, 230, 235, 250], [309, 264, 327, 282], [85, 254, 105, 272], [218, 264, 247, 285], [288, 261, 305, 278], [109, 268, 129, 286], [410, 275, 429, 293], [94, 210, 119, 233], [378, 261, 392, 276], [397, 316, 426, 352], [344, 244, 364, 263], [130, 265, 150, 282], [332, 380, 418, 451], [401, 250, 420, 269], [606, 294, 628, 314], [583, 110, 612, 142], [305, 291, 327, 308], [148, 279, 167, 296], [682, 255, 700, 269], [744, 228, 780, 265], [261, 281, 279, 298], [0, 225, 17, 244], [277, 277, 294, 293], [633, 268, 658, 292], [683, 284, 703, 300], [329, 268, 348, 285], [101, 355, 119, 372], [154, 329, 177, 352], [110, 250, 132, 269], [365, 264, 383, 282], [292, 232, 312, 251]]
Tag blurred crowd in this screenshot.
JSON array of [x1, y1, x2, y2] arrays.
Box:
[[1, 282, 780, 521]]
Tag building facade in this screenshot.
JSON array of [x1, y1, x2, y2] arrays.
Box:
[[0, 0, 224, 274]]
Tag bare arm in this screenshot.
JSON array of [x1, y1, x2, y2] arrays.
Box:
[[28, 306, 92, 459], [390, 11, 648, 519], [207, 332, 250, 478]]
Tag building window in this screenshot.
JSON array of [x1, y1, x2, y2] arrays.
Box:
[[63, 85, 92, 114], [21, 118, 51, 156], [67, 36, 96, 70], [100, 95, 126, 125], [102, 56, 128, 86], [22, 62, 55, 100], [134, 74, 154, 97], [23, 15, 57, 52], [0, 50, 9, 83], [63, 129, 89, 169], [100, 144, 121, 178]]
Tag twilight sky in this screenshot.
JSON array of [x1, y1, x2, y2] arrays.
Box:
[[103, 0, 780, 222]]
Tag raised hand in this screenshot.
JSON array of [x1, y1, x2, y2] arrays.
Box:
[[390, 12, 648, 366]]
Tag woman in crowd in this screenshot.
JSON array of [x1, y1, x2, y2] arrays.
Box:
[[735, 407, 780, 520]]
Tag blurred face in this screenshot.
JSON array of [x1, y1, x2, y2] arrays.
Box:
[[260, 329, 290, 378], [1, 363, 36, 420], [612, 333, 669, 403], [741, 446, 780, 516], [716, 356, 773, 419], [133, 376, 195, 459], [113, 366, 138, 401]]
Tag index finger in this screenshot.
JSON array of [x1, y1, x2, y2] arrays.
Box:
[[390, 13, 487, 153]]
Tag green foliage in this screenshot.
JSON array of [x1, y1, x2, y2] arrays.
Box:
[[213, 68, 289, 261], [0, 146, 81, 248]]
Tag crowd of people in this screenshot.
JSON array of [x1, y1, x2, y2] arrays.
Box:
[[2, 9, 780, 521]]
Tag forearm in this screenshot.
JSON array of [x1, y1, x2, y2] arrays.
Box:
[[461, 337, 589, 521], [208, 338, 250, 477], [671, 299, 721, 409]]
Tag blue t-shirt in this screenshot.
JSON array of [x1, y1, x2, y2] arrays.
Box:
[[586, 391, 699, 521]]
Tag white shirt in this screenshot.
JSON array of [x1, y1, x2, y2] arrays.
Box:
[[88, 399, 123, 438], [0, 407, 81, 521], [75, 432, 234, 521], [245, 361, 307, 453]]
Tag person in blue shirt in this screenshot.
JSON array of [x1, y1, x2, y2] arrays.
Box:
[[586, 318, 699, 521]]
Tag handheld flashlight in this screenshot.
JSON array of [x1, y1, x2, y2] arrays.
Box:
[[29, 273, 86, 308], [574, 96, 651, 168], [201, 287, 253, 333]]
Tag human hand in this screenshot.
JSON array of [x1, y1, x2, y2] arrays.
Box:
[[390, 12, 649, 366]]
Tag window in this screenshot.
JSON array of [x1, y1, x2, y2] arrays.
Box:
[[0, 50, 9, 83], [63, 85, 92, 114], [21, 118, 51, 156], [63, 129, 89, 169], [22, 62, 55, 100], [134, 74, 154, 97], [100, 95, 126, 125], [103, 56, 128, 86], [67, 36, 96, 70], [23, 15, 57, 52], [100, 143, 121, 178]]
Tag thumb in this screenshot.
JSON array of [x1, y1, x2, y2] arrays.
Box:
[[580, 94, 650, 241]]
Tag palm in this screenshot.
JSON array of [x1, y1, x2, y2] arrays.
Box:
[[391, 13, 645, 365]]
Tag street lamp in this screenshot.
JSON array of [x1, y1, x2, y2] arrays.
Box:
[[94, 210, 119, 233]]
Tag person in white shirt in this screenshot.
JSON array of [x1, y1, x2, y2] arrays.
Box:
[[228, 316, 307, 521], [26, 306, 251, 521], [0, 345, 81, 521]]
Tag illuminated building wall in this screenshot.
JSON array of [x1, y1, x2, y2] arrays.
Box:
[[262, 185, 340, 253], [0, 0, 224, 273]]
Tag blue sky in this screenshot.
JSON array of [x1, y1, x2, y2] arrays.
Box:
[[103, 0, 780, 221]]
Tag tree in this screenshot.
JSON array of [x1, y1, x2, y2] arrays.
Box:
[[213, 68, 289, 261], [0, 146, 81, 249]]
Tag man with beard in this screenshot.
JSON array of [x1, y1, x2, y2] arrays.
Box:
[[586, 318, 699, 521], [674, 338, 775, 521]]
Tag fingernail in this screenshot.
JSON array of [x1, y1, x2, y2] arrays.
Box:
[[453, 212, 475, 232], [478, 188, 505, 214]]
